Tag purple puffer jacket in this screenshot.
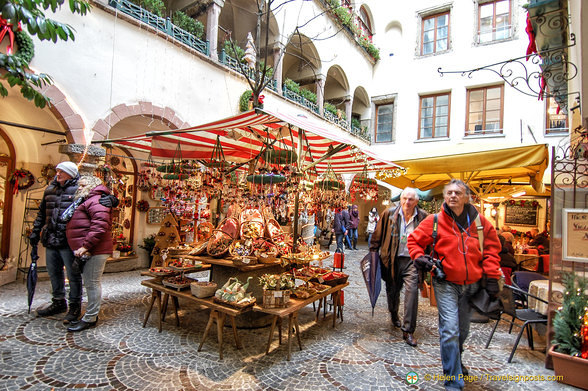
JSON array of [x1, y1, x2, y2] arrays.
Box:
[[66, 185, 113, 255]]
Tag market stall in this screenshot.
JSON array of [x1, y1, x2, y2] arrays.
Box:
[[95, 108, 403, 335]]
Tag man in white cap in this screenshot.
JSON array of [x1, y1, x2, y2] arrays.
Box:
[[29, 161, 83, 323]]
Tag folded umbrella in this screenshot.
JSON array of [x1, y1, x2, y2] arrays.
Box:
[[27, 246, 39, 314], [360, 251, 382, 316]]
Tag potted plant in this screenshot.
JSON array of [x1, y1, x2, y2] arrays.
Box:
[[550, 272, 588, 389], [259, 273, 295, 308], [139, 234, 156, 260]]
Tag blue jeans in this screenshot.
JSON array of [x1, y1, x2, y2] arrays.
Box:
[[81, 254, 109, 323], [335, 233, 345, 253], [433, 278, 480, 390], [45, 247, 82, 304]]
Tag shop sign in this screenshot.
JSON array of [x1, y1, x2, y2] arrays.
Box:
[[562, 209, 588, 262]]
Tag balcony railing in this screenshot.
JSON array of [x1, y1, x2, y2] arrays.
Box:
[[323, 110, 349, 129], [108, 0, 209, 56], [219, 50, 277, 92], [282, 87, 320, 115]]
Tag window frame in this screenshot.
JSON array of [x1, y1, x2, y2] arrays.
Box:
[[358, 6, 373, 38], [421, 11, 450, 55], [465, 84, 504, 136], [418, 92, 451, 140], [545, 96, 569, 134], [374, 102, 395, 143], [477, 0, 512, 43]]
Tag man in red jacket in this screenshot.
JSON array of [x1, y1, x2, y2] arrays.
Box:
[[408, 179, 501, 390]]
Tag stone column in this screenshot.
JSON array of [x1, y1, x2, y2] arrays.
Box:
[[206, 0, 225, 61], [272, 43, 285, 94], [59, 144, 106, 176], [316, 74, 326, 115], [344, 95, 352, 128]]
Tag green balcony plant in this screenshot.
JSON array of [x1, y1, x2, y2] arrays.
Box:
[[223, 40, 245, 62], [299, 88, 317, 104], [172, 11, 204, 38], [283, 78, 301, 94]]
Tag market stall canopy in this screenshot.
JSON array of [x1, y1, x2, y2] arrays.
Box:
[[377, 144, 549, 198], [101, 109, 403, 175]]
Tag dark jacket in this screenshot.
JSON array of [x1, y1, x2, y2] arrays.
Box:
[[349, 205, 360, 229], [30, 176, 79, 249], [369, 205, 428, 280], [341, 209, 351, 230], [66, 185, 113, 255], [333, 211, 347, 235], [408, 203, 502, 285]]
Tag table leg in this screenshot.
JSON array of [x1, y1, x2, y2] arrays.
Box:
[[199, 309, 216, 353], [315, 298, 323, 321], [143, 290, 157, 328], [156, 291, 163, 332], [266, 315, 278, 354], [293, 312, 302, 351], [217, 312, 226, 360], [171, 296, 180, 327], [287, 313, 294, 361], [278, 317, 283, 344], [230, 315, 242, 349], [161, 293, 169, 322], [332, 292, 338, 328]]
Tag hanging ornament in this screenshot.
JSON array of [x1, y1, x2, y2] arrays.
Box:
[[243, 32, 256, 70], [9, 168, 35, 194], [581, 308, 588, 359]]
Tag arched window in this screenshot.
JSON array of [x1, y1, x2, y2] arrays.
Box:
[[358, 7, 373, 38]]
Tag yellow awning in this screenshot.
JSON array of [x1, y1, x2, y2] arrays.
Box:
[[378, 144, 549, 196]]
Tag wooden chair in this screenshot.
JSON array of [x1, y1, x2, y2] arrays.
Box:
[[485, 284, 548, 363]]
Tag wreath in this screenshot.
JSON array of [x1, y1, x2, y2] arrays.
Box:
[[40, 164, 56, 181], [9, 168, 35, 194], [137, 200, 150, 212]]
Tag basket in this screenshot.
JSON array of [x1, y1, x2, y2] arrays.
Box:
[[265, 219, 284, 241], [257, 253, 279, 264], [206, 230, 233, 257], [190, 281, 218, 298], [189, 240, 209, 256], [216, 217, 240, 239], [196, 222, 214, 241], [162, 279, 191, 291], [262, 289, 291, 308], [213, 296, 256, 310], [229, 239, 254, 258], [232, 256, 258, 267], [240, 221, 264, 239], [168, 247, 192, 256]]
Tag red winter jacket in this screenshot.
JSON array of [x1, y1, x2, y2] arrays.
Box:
[[407, 203, 501, 285], [66, 185, 113, 255]]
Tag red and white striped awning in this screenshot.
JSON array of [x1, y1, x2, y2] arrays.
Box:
[[109, 109, 402, 174]]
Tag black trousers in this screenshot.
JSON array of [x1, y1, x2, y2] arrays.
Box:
[[384, 256, 419, 333]]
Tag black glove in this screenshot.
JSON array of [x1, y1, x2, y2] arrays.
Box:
[[485, 278, 500, 298], [414, 256, 433, 271], [99, 194, 119, 208], [71, 256, 87, 274]]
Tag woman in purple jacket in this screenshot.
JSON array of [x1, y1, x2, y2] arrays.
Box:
[[64, 176, 113, 332]]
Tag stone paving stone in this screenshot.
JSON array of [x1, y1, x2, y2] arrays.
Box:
[[0, 244, 577, 390]]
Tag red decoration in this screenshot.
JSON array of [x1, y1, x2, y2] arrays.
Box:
[[137, 200, 150, 212], [581, 309, 588, 359], [525, 13, 537, 60], [0, 17, 22, 55], [9, 168, 35, 194], [258, 94, 265, 104]]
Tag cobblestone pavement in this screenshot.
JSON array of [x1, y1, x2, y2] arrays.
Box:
[[0, 244, 575, 390]]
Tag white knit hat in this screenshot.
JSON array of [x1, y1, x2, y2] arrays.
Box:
[[56, 161, 79, 178]]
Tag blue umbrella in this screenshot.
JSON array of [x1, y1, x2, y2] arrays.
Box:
[[27, 246, 39, 314], [360, 251, 382, 316]]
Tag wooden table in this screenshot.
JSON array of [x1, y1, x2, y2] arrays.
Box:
[[514, 254, 540, 271], [141, 278, 251, 359], [253, 282, 349, 361]]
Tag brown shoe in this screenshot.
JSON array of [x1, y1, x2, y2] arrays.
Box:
[[403, 332, 418, 347]]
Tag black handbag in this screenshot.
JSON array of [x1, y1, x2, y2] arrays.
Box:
[[469, 284, 503, 319]]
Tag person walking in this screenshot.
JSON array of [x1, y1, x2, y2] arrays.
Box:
[[349, 204, 360, 250], [408, 179, 501, 390], [342, 205, 352, 250], [65, 176, 113, 332], [29, 161, 83, 323], [332, 207, 348, 254], [366, 207, 379, 245], [369, 188, 427, 347]]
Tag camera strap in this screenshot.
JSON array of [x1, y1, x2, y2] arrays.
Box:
[[431, 214, 438, 257], [474, 215, 484, 254]]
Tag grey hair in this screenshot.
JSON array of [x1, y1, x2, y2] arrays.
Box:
[[401, 187, 419, 201], [443, 179, 471, 196]]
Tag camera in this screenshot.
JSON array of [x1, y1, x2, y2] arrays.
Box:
[[425, 255, 446, 281]]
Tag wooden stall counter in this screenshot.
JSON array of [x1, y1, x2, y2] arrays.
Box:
[[253, 282, 349, 361], [141, 278, 250, 359]]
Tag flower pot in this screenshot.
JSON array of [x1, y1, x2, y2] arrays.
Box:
[[549, 345, 588, 389]]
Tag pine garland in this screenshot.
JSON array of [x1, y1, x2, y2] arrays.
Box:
[[552, 272, 588, 356]]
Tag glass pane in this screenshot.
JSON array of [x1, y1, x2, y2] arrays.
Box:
[[436, 125, 448, 137], [437, 14, 447, 27], [422, 97, 433, 108], [423, 18, 434, 31], [423, 42, 434, 54], [480, 3, 493, 18], [422, 126, 433, 138], [496, 0, 510, 15], [437, 95, 449, 105], [438, 25, 448, 39], [486, 98, 501, 111], [486, 109, 501, 122], [436, 105, 448, 116], [486, 121, 500, 131], [437, 116, 448, 126], [376, 104, 393, 142], [470, 90, 484, 101], [470, 101, 483, 112], [487, 87, 501, 99], [437, 38, 447, 51], [423, 117, 433, 128], [424, 30, 435, 43], [423, 107, 433, 117]]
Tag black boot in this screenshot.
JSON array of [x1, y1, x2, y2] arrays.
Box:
[[63, 302, 81, 324], [352, 238, 358, 250], [67, 318, 98, 332], [37, 299, 67, 317]]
